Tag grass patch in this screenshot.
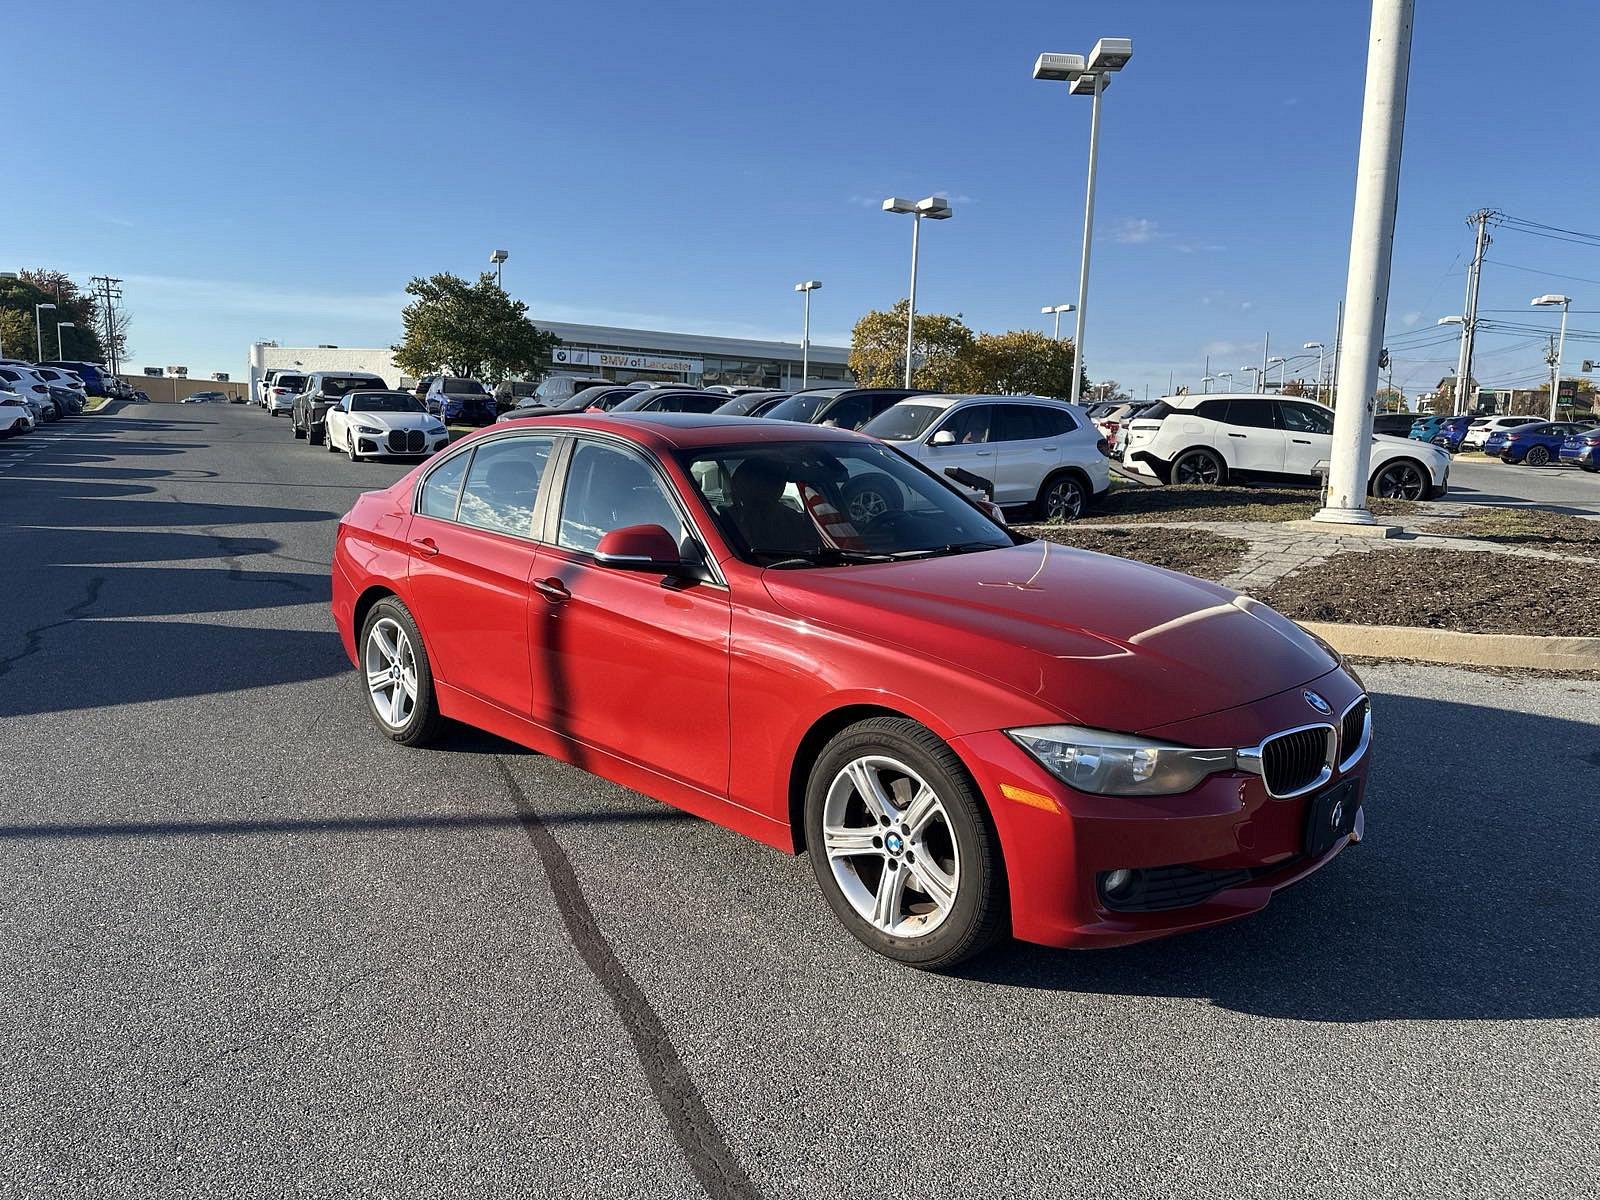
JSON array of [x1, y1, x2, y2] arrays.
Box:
[[82, 396, 112, 412], [1445, 507, 1600, 559], [1077, 484, 1421, 525], [1262, 549, 1600, 637], [1028, 525, 1248, 582]]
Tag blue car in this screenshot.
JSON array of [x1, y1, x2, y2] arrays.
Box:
[[1491, 420, 1593, 466], [1558, 426, 1600, 472], [1410, 413, 1471, 451]]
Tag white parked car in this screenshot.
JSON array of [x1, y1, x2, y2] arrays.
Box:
[[323, 389, 449, 462], [1, 388, 35, 435], [1461, 414, 1543, 450], [263, 371, 307, 416], [1124, 393, 1450, 499], [0, 367, 57, 421], [860, 394, 1110, 521]]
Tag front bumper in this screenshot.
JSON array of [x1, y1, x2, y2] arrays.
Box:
[[352, 431, 449, 457], [954, 670, 1369, 950]]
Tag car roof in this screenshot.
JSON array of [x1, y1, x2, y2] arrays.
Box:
[[489, 410, 862, 451], [892, 392, 1060, 411]]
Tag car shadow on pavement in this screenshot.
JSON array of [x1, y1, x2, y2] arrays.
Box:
[[959, 691, 1600, 1023]]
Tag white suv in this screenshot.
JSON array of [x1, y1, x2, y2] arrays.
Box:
[[1461, 414, 1542, 450], [861, 394, 1110, 520], [1124, 393, 1450, 499]]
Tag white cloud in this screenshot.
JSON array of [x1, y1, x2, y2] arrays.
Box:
[[1402, 310, 1422, 327], [1240, 301, 1255, 312], [125, 273, 408, 322], [1113, 217, 1161, 244]]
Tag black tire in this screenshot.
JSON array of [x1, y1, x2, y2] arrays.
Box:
[[358, 598, 443, 747], [292, 411, 305, 438], [1370, 459, 1429, 500], [1171, 447, 1226, 487], [1035, 472, 1087, 522], [804, 717, 1006, 970], [842, 472, 903, 525], [1524, 445, 1550, 467], [326, 426, 339, 452], [307, 421, 325, 446]]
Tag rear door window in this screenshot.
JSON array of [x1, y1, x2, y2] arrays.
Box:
[[1279, 402, 1334, 434], [457, 437, 555, 537], [1224, 401, 1282, 429], [991, 405, 1054, 442], [419, 452, 471, 520]]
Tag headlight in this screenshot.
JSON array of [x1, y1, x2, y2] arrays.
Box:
[[1007, 725, 1236, 796], [355, 425, 383, 436]]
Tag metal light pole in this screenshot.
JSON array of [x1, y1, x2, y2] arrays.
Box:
[[1315, 0, 1415, 527], [34, 302, 56, 360], [56, 321, 75, 358], [883, 196, 953, 388], [1217, 371, 1233, 392], [1303, 342, 1325, 402], [1267, 355, 1287, 389], [795, 280, 821, 388], [1241, 365, 1263, 391], [1041, 303, 1074, 340], [489, 249, 509, 289], [1533, 294, 1571, 419], [1034, 39, 1133, 407]]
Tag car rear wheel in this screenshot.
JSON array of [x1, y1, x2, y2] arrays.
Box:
[[292, 412, 305, 438], [307, 421, 324, 446], [1172, 447, 1226, 486], [360, 600, 441, 746], [1371, 459, 1428, 500], [1036, 472, 1087, 522], [1525, 445, 1550, 467], [805, 717, 1005, 970]]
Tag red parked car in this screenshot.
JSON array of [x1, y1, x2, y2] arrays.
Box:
[[332, 413, 1370, 968]]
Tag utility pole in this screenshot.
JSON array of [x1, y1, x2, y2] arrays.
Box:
[[91, 275, 124, 377], [1261, 332, 1270, 394], [1332, 300, 1344, 399], [1449, 210, 1495, 415], [1315, 0, 1414, 527]]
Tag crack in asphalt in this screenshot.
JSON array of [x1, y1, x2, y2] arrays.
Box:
[[0, 575, 105, 679], [490, 756, 762, 1200]]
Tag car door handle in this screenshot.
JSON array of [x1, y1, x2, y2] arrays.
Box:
[[532, 577, 570, 603], [1291, 438, 1312, 444], [1228, 433, 1247, 438], [411, 537, 439, 558], [1042, 445, 1057, 451]]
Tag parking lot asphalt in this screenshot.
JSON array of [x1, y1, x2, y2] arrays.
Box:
[[2, 403, 1597, 1199], [1446, 454, 1600, 516]]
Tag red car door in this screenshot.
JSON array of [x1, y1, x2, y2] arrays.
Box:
[[405, 434, 557, 714], [530, 438, 731, 799]]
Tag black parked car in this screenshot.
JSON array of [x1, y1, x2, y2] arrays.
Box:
[[1372, 412, 1418, 437], [712, 390, 790, 416], [292, 372, 390, 445], [762, 386, 930, 431], [606, 389, 733, 415]]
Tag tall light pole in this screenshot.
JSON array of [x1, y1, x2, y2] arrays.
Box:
[[795, 280, 822, 389], [1240, 365, 1263, 391], [1034, 38, 1133, 406], [56, 321, 75, 359], [1315, 0, 1414, 527], [489, 249, 509, 289], [1216, 370, 1233, 392], [883, 195, 953, 388], [34, 302, 56, 361], [1201, 375, 1216, 393], [1267, 355, 1287, 389], [1303, 342, 1325, 402], [1533, 294, 1571, 419], [1040, 303, 1074, 340]]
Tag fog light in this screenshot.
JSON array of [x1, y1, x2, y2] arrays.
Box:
[[1102, 868, 1134, 896]]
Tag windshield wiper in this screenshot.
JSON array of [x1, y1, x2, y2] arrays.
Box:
[[755, 547, 896, 569], [887, 541, 1005, 561]]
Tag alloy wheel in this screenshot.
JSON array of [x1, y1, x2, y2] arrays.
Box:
[[820, 755, 961, 938], [364, 617, 418, 729], [1174, 450, 1222, 486], [1374, 461, 1426, 499], [1043, 477, 1084, 521], [1526, 446, 1550, 467]]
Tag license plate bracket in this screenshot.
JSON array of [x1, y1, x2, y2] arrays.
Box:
[[1303, 779, 1360, 858]]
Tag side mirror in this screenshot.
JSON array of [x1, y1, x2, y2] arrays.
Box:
[[594, 524, 695, 574], [930, 429, 957, 447]]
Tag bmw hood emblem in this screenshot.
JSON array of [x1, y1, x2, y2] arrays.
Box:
[[1303, 690, 1333, 716]]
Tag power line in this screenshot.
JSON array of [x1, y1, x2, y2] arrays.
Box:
[[1486, 259, 1600, 288]]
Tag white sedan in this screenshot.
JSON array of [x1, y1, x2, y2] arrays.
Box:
[[324, 390, 450, 462], [1, 389, 35, 436]]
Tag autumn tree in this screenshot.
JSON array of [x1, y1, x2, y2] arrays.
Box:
[[0, 271, 120, 363], [848, 300, 975, 391], [392, 272, 557, 385], [960, 329, 1083, 399]]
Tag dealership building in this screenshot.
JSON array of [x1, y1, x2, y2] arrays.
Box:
[[247, 319, 853, 398]]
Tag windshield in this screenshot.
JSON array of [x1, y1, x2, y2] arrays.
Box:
[[860, 403, 946, 442], [443, 377, 488, 395], [679, 440, 1013, 568], [322, 376, 385, 397], [764, 390, 842, 424], [351, 392, 425, 413]]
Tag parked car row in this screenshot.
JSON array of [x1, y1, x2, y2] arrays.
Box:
[[1122, 393, 1451, 499], [1481, 418, 1600, 470], [0, 357, 96, 436]]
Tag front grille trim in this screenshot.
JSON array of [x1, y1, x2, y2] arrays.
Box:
[[1338, 695, 1371, 771], [1237, 722, 1335, 799]]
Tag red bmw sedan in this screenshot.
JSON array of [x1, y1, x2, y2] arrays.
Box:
[[332, 413, 1369, 968]]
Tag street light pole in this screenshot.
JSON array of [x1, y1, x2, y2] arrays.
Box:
[[795, 280, 821, 389], [1315, 0, 1414, 527], [1070, 71, 1106, 407], [56, 321, 75, 359], [1304, 342, 1325, 402], [489, 249, 509, 289], [1534, 294, 1571, 419], [34, 303, 56, 361], [883, 196, 952, 389], [1217, 371, 1233, 392], [1040, 303, 1073, 340]]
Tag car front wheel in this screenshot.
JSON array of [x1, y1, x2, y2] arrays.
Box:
[[1371, 459, 1428, 500], [805, 717, 1005, 970], [1524, 445, 1550, 467], [360, 600, 442, 746], [1172, 447, 1226, 486]]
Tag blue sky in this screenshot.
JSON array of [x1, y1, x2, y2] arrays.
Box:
[[6, 0, 1599, 400]]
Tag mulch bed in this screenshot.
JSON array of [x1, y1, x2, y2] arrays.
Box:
[[1080, 484, 1421, 525], [1026, 526, 1247, 582], [1442, 507, 1600, 560], [1262, 549, 1600, 637]]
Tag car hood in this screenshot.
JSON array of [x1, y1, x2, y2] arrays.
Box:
[[761, 541, 1338, 733], [344, 412, 438, 431]]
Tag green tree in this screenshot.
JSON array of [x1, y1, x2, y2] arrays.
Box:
[[391, 272, 557, 385], [848, 300, 975, 390], [961, 329, 1082, 399], [0, 270, 121, 363]]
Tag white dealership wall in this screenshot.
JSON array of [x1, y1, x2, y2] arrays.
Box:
[[247, 344, 406, 400]]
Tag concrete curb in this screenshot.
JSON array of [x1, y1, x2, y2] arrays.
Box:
[[1299, 621, 1600, 671]]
